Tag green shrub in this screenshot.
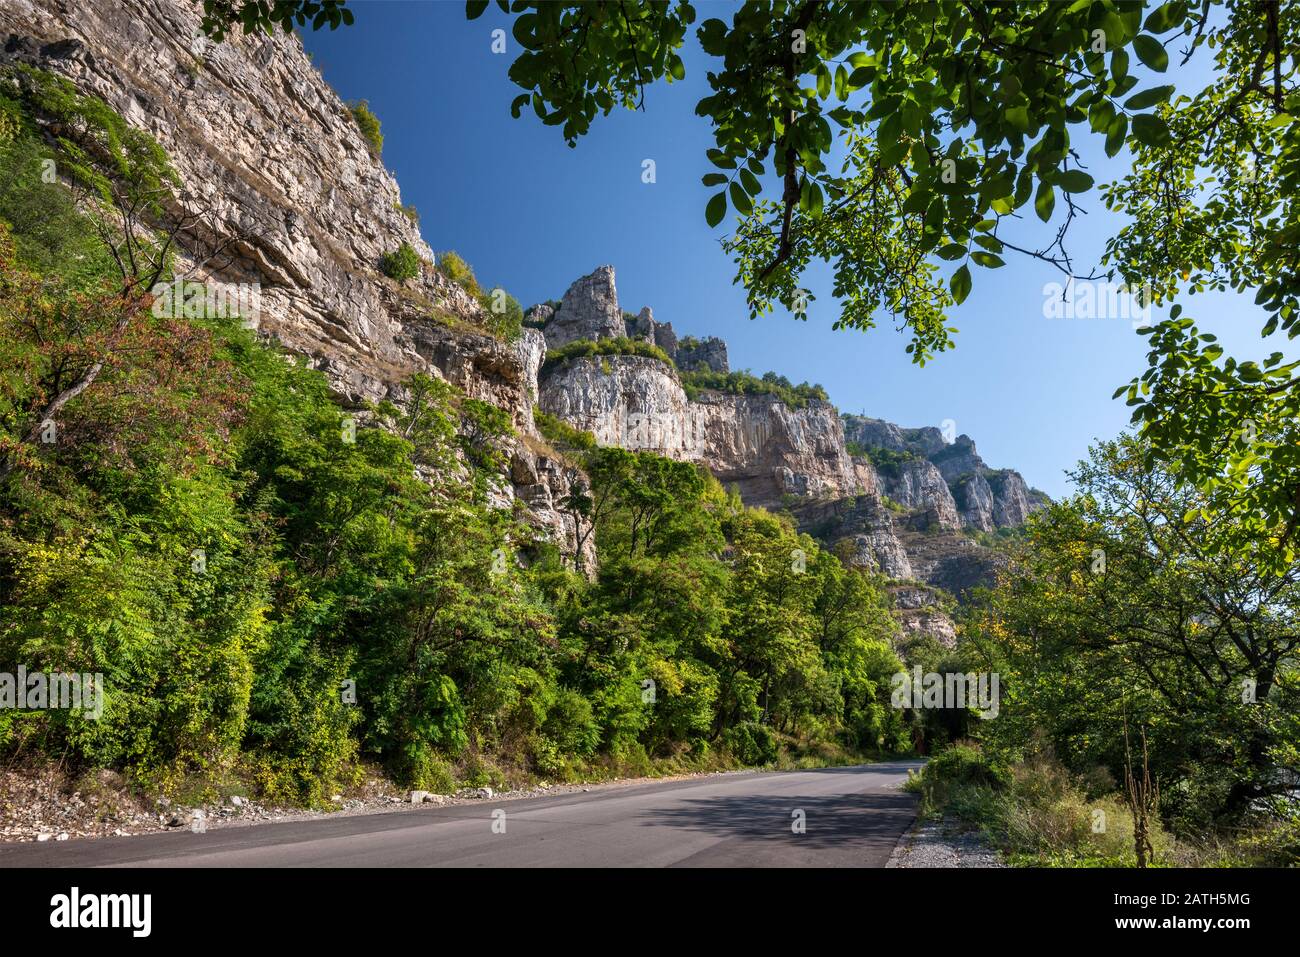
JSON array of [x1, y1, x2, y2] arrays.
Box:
[[542, 688, 601, 759], [914, 743, 1184, 867], [0, 104, 117, 289], [0, 66, 175, 289], [723, 721, 778, 766], [481, 286, 524, 341], [859, 445, 918, 476], [542, 336, 673, 372], [535, 410, 597, 455], [380, 241, 421, 283], [435, 250, 480, 294], [349, 99, 383, 156], [394, 202, 418, 224]]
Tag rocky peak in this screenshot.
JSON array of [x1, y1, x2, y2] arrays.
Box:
[[842, 415, 947, 457], [844, 417, 1044, 535], [928, 434, 987, 482], [544, 265, 624, 348]]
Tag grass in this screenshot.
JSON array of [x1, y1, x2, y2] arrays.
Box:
[[908, 740, 1296, 867], [908, 742, 1172, 867]]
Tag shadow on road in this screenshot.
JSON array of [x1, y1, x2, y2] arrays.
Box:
[[637, 788, 917, 850]]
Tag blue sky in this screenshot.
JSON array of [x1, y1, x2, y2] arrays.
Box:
[[303, 1, 1277, 499]]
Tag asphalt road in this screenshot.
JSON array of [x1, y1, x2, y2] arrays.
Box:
[[0, 761, 922, 868]]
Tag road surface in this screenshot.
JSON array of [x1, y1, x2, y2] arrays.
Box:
[[0, 760, 921, 868]]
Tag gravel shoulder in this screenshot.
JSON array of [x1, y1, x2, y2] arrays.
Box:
[[0, 764, 772, 844], [887, 815, 1006, 868]]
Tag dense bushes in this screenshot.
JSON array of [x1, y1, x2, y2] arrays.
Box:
[[543, 336, 673, 371], [856, 445, 917, 477], [951, 435, 1300, 865], [680, 368, 829, 409], [534, 410, 596, 456], [0, 232, 909, 798], [723, 722, 778, 766], [481, 287, 523, 341], [435, 250, 479, 293], [907, 742, 1182, 867]]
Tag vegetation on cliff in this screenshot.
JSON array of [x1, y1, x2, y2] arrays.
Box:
[[542, 336, 674, 372], [679, 368, 829, 409], [0, 74, 912, 802]]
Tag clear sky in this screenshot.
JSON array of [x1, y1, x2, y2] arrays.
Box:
[[302, 0, 1279, 499]]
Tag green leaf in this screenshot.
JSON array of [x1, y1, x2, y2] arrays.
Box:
[[1111, 47, 1130, 82], [1035, 181, 1055, 221], [1057, 170, 1095, 193], [1132, 113, 1171, 147], [705, 190, 727, 227], [951, 264, 972, 304], [971, 251, 1005, 268], [1132, 35, 1169, 72], [739, 167, 762, 196], [465, 1, 489, 19], [1088, 97, 1117, 134], [707, 149, 737, 169], [1005, 105, 1030, 133], [806, 180, 824, 218], [1105, 114, 1128, 156], [937, 243, 967, 261], [729, 180, 753, 215], [1143, 2, 1187, 33], [1124, 85, 1174, 110], [701, 173, 727, 187]]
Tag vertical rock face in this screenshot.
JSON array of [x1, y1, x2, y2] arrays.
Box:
[[0, 0, 448, 406], [0, 0, 590, 560], [953, 471, 997, 532], [544, 265, 625, 348], [990, 469, 1043, 527], [793, 496, 914, 580], [539, 355, 693, 452], [675, 336, 729, 374], [844, 417, 1046, 534], [538, 354, 862, 507], [878, 459, 962, 531], [647, 311, 678, 356], [843, 416, 947, 457], [929, 434, 988, 483]]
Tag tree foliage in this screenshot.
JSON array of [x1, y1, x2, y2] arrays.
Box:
[[964, 435, 1299, 832]]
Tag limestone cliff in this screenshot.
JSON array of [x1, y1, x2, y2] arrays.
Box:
[[0, 0, 592, 566], [2, 0, 1047, 647], [533, 267, 1050, 646]]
